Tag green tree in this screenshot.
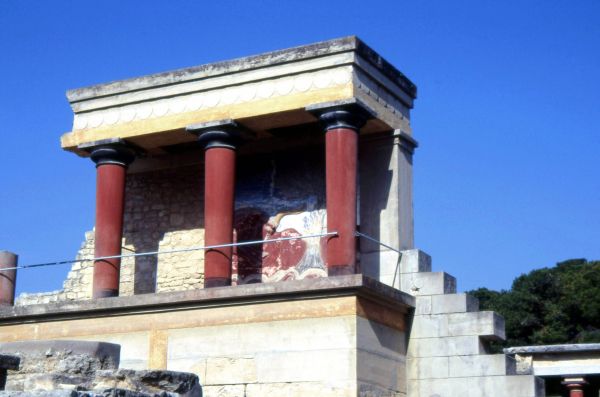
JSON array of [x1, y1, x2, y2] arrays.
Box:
[[468, 259, 600, 348]]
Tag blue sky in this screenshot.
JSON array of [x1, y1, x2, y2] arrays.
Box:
[[0, 1, 598, 295]]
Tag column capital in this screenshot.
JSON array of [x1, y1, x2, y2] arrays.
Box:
[[562, 377, 587, 397], [307, 98, 375, 132], [78, 138, 136, 167], [562, 377, 588, 387], [187, 119, 248, 150]]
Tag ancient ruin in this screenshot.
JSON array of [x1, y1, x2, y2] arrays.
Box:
[[0, 37, 596, 396]]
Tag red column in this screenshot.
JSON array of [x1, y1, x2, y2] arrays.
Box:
[[89, 142, 135, 298], [187, 121, 241, 288], [309, 101, 372, 276], [563, 378, 587, 397], [0, 251, 17, 305]]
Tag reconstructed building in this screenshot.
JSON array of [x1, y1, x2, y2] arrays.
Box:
[[1, 36, 578, 396]]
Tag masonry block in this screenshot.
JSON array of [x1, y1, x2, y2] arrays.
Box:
[[204, 356, 257, 385], [410, 314, 449, 339], [414, 296, 432, 315], [399, 249, 432, 273], [469, 375, 545, 397], [400, 272, 456, 296], [448, 311, 506, 340], [431, 293, 479, 314], [410, 375, 544, 397], [448, 354, 516, 377], [407, 336, 485, 358], [407, 356, 449, 380], [408, 377, 469, 396]]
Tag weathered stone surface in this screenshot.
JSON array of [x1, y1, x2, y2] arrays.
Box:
[[0, 341, 119, 374], [0, 341, 120, 392], [400, 272, 456, 296], [0, 340, 200, 397], [87, 369, 201, 397]]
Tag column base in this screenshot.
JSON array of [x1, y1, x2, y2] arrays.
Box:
[[328, 266, 355, 277], [93, 289, 119, 299], [204, 278, 232, 288]]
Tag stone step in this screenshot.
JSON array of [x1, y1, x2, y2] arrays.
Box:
[[401, 272, 456, 296], [408, 374, 545, 397], [448, 311, 506, 341], [416, 293, 479, 315], [407, 336, 486, 358], [449, 354, 517, 377], [410, 311, 505, 341], [399, 249, 432, 274], [408, 354, 517, 380]]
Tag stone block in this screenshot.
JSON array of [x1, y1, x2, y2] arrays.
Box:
[[69, 333, 148, 370], [88, 369, 202, 397], [399, 250, 431, 274], [407, 336, 484, 358], [467, 374, 545, 397], [410, 375, 544, 397], [414, 296, 431, 315], [167, 316, 356, 359], [357, 349, 406, 392], [245, 381, 353, 397], [358, 381, 406, 397], [431, 293, 479, 314], [356, 317, 406, 358], [410, 315, 449, 339], [202, 384, 246, 397], [0, 340, 119, 377], [448, 354, 516, 377], [448, 311, 506, 340], [400, 272, 456, 296], [204, 357, 257, 385], [255, 349, 355, 383], [407, 356, 449, 380], [408, 377, 469, 396]]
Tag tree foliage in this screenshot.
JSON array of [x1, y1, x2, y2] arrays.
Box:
[[468, 259, 600, 348]]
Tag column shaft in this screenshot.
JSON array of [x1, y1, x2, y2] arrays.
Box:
[[204, 147, 236, 287], [0, 251, 17, 306], [93, 163, 127, 298], [83, 140, 135, 299], [325, 128, 359, 275], [307, 100, 372, 276], [187, 120, 244, 288]]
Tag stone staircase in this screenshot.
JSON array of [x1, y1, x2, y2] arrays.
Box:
[[397, 250, 545, 397]]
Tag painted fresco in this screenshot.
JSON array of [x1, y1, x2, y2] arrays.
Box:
[[233, 149, 326, 284]]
